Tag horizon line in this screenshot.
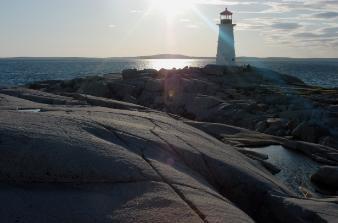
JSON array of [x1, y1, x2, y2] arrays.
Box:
[[1, 56, 338, 60]]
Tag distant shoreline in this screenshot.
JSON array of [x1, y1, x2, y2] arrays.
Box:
[[1, 54, 338, 61]]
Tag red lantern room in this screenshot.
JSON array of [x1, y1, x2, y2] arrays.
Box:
[[220, 8, 233, 24]]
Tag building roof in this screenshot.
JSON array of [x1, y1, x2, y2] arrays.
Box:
[[220, 8, 233, 16]]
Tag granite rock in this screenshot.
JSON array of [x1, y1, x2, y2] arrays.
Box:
[[1, 90, 337, 222]]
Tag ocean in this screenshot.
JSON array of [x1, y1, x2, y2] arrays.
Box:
[[0, 58, 337, 88]]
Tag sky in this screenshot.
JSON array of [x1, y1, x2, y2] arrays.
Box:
[[0, 0, 338, 58]]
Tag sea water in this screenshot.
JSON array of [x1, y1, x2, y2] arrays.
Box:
[[246, 145, 320, 196], [0, 58, 337, 88]]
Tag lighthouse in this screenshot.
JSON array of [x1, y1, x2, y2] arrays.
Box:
[[216, 8, 236, 66]]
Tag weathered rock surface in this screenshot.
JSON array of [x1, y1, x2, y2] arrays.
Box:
[[185, 121, 338, 166], [28, 66, 338, 151], [292, 122, 329, 143], [311, 166, 338, 194], [1, 90, 338, 222]]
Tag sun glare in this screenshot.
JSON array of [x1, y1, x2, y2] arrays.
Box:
[[147, 59, 195, 70], [149, 0, 194, 19]]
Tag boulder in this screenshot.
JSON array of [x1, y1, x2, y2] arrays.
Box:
[[203, 64, 226, 76], [327, 153, 338, 162], [260, 160, 281, 175], [122, 69, 156, 80], [329, 105, 338, 113], [77, 79, 111, 98], [107, 82, 136, 100], [185, 95, 226, 121], [144, 79, 163, 92], [137, 91, 155, 106], [181, 78, 207, 93], [142, 69, 158, 75], [255, 121, 268, 132], [164, 74, 183, 105], [238, 149, 269, 161], [292, 122, 329, 143], [121, 69, 139, 80], [320, 136, 338, 149], [266, 195, 338, 223], [311, 166, 338, 191], [264, 119, 288, 136]]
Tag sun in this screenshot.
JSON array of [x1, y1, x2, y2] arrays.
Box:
[[149, 0, 193, 19]]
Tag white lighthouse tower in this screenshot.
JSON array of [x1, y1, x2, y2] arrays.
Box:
[[216, 8, 236, 66]]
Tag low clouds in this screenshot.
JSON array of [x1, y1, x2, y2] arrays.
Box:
[[193, 0, 257, 6], [217, 0, 338, 50], [266, 0, 338, 13], [136, 0, 338, 52], [313, 12, 338, 18], [271, 22, 302, 30], [294, 32, 320, 38]]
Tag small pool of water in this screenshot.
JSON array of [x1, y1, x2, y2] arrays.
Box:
[[246, 145, 320, 196], [18, 109, 41, 113]]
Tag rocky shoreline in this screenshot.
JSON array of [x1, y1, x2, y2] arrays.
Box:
[[28, 65, 338, 148], [0, 65, 337, 222]]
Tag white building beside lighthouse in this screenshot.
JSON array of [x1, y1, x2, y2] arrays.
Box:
[[216, 8, 236, 66]]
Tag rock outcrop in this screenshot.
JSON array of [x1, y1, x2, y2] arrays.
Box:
[[28, 66, 338, 150], [311, 166, 338, 194], [1, 89, 338, 222]]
